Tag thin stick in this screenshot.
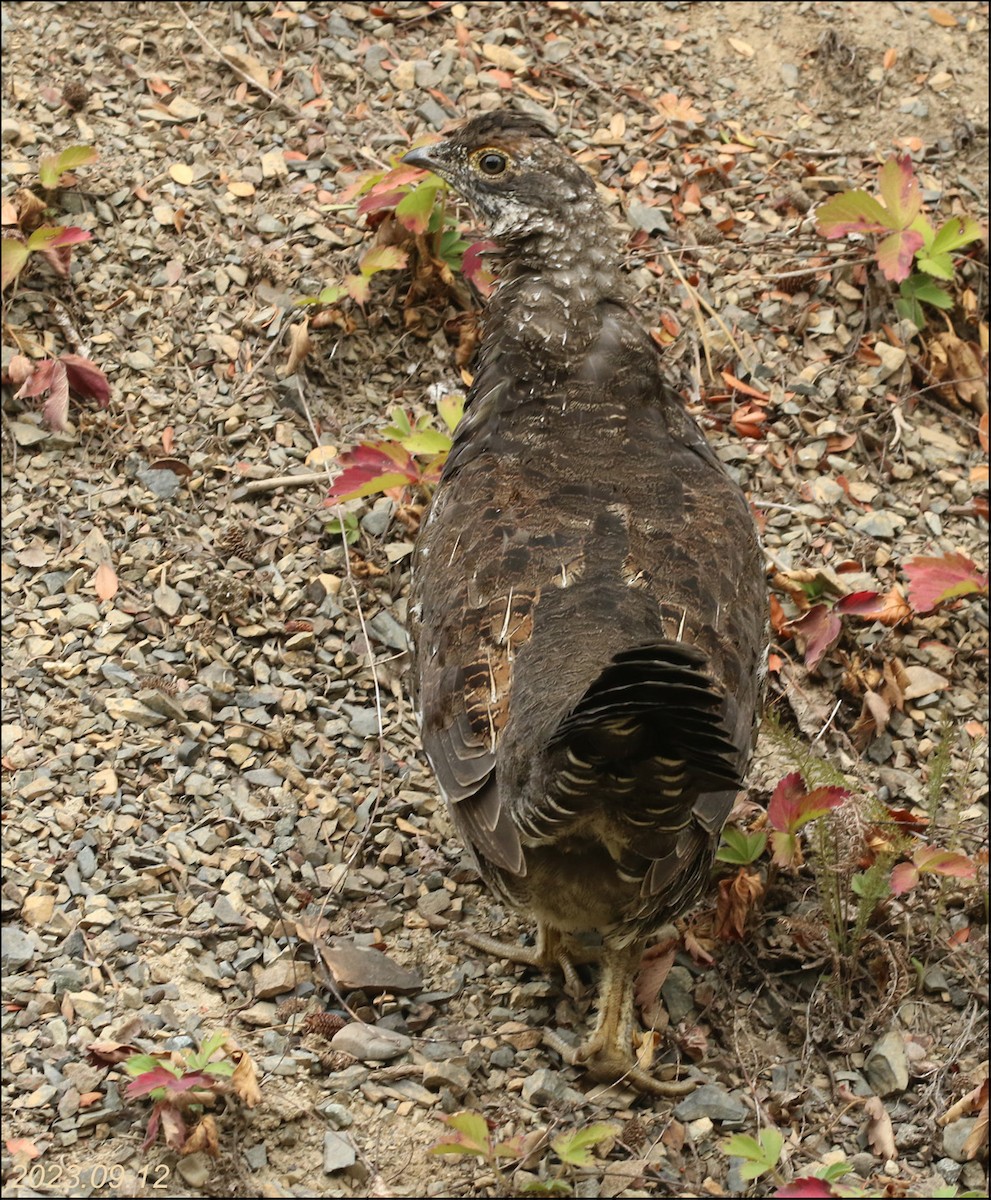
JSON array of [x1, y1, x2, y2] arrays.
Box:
[[233, 470, 331, 497]]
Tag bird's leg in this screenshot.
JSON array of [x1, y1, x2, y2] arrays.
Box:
[[544, 941, 695, 1097], [462, 922, 597, 997]]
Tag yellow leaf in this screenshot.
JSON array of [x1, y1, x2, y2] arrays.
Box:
[[727, 36, 754, 58], [153, 205, 175, 225], [169, 163, 194, 185], [227, 181, 255, 198], [93, 561, 118, 600], [306, 445, 338, 466], [928, 7, 958, 26], [481, 43, 528, 71]]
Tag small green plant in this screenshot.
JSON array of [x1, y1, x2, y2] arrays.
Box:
[[326, 394, 464, 505], [1, 144, 97, 292], [326, 511, 360, 546], [429, 1110, 524, 1186], [123, 1031, 259, 1153], [816, 155, 982, 328], [715, 825, 767, 866], [302, 149, 492, 315], [724, 1127, 786, 1185]]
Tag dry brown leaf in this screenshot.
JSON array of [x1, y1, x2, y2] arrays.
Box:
[[714, 868, 764, 940], [93, 561, 118, 601], [285, 319, 312, 376], [865, 1095, 897, 1160], [962, 1097, 988, 1160], [634, 938, 678, 1030], [169, 163, 193, 185], [941, 1073, 989, 1125], [852, 689, 890, 748], [883, 47, 898, 69], [727, 36, 754, 57], [221, 45, 270, 88], [230, 1048, 262, 1107], [481, 43, 528, 71], [182, 1114, 219, 1157], [929, 7, 958, 26]]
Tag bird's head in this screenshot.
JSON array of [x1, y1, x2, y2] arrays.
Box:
[[401, 110, 599, 244]]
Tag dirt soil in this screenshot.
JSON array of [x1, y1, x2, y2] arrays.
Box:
[[1, 3, 988, 1199]]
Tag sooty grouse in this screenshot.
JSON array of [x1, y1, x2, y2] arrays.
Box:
[[402, 111, 767, 1095]]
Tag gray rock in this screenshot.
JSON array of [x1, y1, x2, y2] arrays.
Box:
[[318, 1101, 353, 1129], [852, 511, 906, 540], [177, 1152, 211, 1188], [331, 1023, 411, 1063], [522, 1068, 568, 1107], [865, 1030, 909, 1096], [935, 1158, 963, 1184], [423, 1061, 472, 1098], [627, 201, 669, 234], [673, 1083, 747, 1123], [661, 966, 696, 1024], [366, 610, 408, 652], [137, 467, 182, 499], [323, 1130, 357, 1173], [942, 1118, 978, 1163], [2, 925, 38, 968]]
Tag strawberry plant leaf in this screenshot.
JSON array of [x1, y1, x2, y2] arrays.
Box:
[[768, 773, 848, 835], [915, 846, 976, 879], [123, 1054, 164, 1077], [437, 392, 465, 434], [345, 274, 370, 304], [396, 180, 441, 235], [889, 861, 920, 894], [915, 250, 956, 280], [875, 228, 925, 282], [41, 360, 70, 430], [928, 214, 982, 256], [816, 189, 894, 238], [784, 603, 842, 672], [1, 239, 29, 290], [773, 1180, 838, 1199], [903, 552, 989, 613], [61, 354, 110, 405], [126, 1066, 185, 1097], [715, 826, 767, 865], [551, 1123, 618, 1167], [877, 155, 922, 228], [430, 1110, 492, 1157], [38, 144, 98, 188], [360, 244, 408, 275], [401, 429, 452, 455]]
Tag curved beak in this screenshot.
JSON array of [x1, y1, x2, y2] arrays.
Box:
[[400, 144, 445, 174]]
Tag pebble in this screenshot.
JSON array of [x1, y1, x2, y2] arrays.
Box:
[[323, 1130, 357, 1173], [941, 1118, 978, 1163], [866, 1031, 909, 1096], [673, 1084, 748, 1123], [522, 1068, 569, 1106], [423, 1061, 472, 1098], [177, 1153, 211, 1188], [330, 1023, 411, 1062]]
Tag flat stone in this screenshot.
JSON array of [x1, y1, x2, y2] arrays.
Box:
[[321, 942, 422, 994], [522, 1068, 568, 1107], [177, 1152, 210, 1188], [331, 1023, 411, 1063], [673, 1083, 748, 1123], [852, 511, 906, 540], [422, 1061, 472, 1098], [252, 958, 307, 999], [941, 1118, 978, 1163], [866, 1030, 909, 1096], [323, 1130, 357, 1173]]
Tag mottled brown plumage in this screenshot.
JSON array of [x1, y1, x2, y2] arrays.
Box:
[[403, 112, 767, 1094]]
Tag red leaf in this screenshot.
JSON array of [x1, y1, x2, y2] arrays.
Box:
[[915, 846, 976, 880], [875, 227, 925, 282], [357, 187, 407, 216], [41, 361, 70, 430], [878, 156, 922, 228], [768, 773, 848, 835], [903, 552, 989, 613], [836, 590, 885, 614], [61, 354, 110, 406], [462, 239, 497, 296], [326, 443, 418, 502], [13, 358, 58, 399], [395, 180, 441, 234], [784, 603, 842, 671], [890, 861, 920, 895], [773, 1178, 839, 1198]]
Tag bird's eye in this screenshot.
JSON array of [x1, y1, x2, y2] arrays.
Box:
[[476, 151, 508, 176]]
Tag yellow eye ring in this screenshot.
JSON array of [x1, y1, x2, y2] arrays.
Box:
[[474, 149, 509, 176]]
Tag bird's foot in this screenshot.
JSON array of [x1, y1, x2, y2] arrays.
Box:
[[460, 926, 596, 998], [543, 1029, 695, 1097]]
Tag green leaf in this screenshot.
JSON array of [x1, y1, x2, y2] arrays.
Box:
[[929, 215, 982, 256], [437, 392, 465, 434], [816, 190, 894, 238], [551, 1123, 619, 1167], [1, 238, 29, 290], [202, 1061, 235, 1077], [877, 156, 921, 228], [431, 1111, 492, 1158], [124, 1054, 166, 1077], [38, 144, 97, 188], [314, 284, 347, 305], [723, 1128, 783, 1180], [396, 180, 441, 235], [401, 429, 452, 455], [900, 274, 953, 309], [187, 1030, 228, 1069], [715, 827, 767, 865], [915, 251, 956, 280]]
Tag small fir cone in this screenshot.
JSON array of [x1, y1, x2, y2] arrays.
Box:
[[623, 1116, 648, 1150], [62, 82, 89, 112], [216, 523, 256, 561], [304, 1012, 348, 1039]]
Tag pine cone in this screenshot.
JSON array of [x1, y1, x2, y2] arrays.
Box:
[[63, 82, 89, 112]]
